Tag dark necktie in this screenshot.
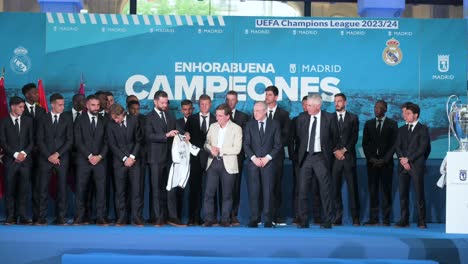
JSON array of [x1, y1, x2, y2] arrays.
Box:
[[53, 114, 58, 126], [75, 111, 80, 121], [201, 115, 207, 134], [121, 120, 127, 130], [14, 118, 20, 135], [160, 111, 167, 125], [91, 116, 96, 131], [30, 106, 35, 118], [338, 114, 344, 130], [268, 110, 273, 120], [259, 121, 265, 140], [308, 116, 317, 153], [376, 119, 382, 136], [408, 124, 413, 133]]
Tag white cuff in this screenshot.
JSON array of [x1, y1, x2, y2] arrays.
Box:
[[266, 154, 272, 160], [250, 155, 256, 161], [129, 154, 136, 160], [122, 156, 128, 162], [13, 152, 19, 159]]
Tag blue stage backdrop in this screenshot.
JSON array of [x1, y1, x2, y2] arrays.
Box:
[[0, 13, 466, 158]]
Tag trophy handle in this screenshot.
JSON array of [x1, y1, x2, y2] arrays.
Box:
[[446, 95, 461, 151]]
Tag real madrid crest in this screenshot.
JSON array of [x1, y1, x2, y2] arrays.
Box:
[[10, 46, 32, 74], [382, 38, 403, 66]]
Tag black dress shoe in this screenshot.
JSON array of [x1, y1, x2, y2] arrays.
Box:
[[264, 222, 274, 228], [247, 221, 258, 228], [168, 218, 187, 227], [202, 221, 214, 227], [35, 218, 48, 226], [394, 220, 409, 228], [382, 219, 391, 226], [53, 218, 68, 226], [219, 221, 231, 227], [313, 218, 322, 225], [297, 223, 310, 229], [154, 219, 166, 227], [96, 218, 110, 226], [133, 218, 145, 227], [4, 217, 16, 225], [231, 217, 241, 226], [72, 218, 83, 226], [418, 222, 427, 229], [320, 222, 332, 229], [332, 220, 342, 226], [18, 217, 33, 225], [364, 220, 379, 226], [147, 218, 157, 225], [115, 218, 127, 226]]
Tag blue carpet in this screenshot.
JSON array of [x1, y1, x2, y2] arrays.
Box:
[[0, 224, 467, 264]]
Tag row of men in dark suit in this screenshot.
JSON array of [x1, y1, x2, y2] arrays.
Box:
[[0, 83, 430, 229]]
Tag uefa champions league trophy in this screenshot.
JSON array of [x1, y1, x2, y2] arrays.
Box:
[[447, 95, 468, 151]]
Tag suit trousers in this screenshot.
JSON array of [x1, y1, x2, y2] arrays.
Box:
[[203, 159, 235, 223], [332, 158, 360, 222], [293, 160, 321, 221], [247, 161, 275, 223], [114, 162, 142, 222], [4, 162, 31, 219], [298, 152, 333, 225], [39, 160, 69, 219], [75, 161, 107, 220], [149, 162, 178, 221], [399, 166, 426, 223], [367, 163, 393, 222]]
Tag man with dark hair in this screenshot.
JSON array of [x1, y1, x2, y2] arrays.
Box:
[[225, 90, 249, 225], [36, 93, 73, 225], [95, 91, 109, 117], [146, 91, 189, 227], [332, 93, 360, 226], [105, 91, 115, 112], [244, 101, 282, 228], [395, 103, 430, 229], [0, 96, 34, 225], [21, 82, 46, 224], [362, 100, 398, 226], [185, 94, 216, 226], [264, 85, 290, 225], [107, 103, 144, 226], [73, 94, 109, 226], [202, 104, 242, 227], [289, 96, 322, 225], [296, 94, 339, 229], [126, 95, 139, 104], [68, 94, 86, 122], [127, 100, 141, 117], [177, 99, 193, 132]]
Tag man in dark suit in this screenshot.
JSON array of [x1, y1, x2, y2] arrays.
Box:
[[185, 94, 216, 226], [64, 93, 85, 122], [289, 96, 322, 225], [296, 94, 339, 229], [21, 82, 46, 224], [0, 96, 34, 225], [264, 85, 290, 225], [362, 100, 398, 226], [107, 103, 144, 226], [332, 93, 360, 226], [244, 101, 282, 228], [73, 95, 109, 226], [127, 99, 148, 223], [146, 91, 189, 227], [395, 103, 430, 229], [225, 91, 249, 225], [36, 93, 73, 225]]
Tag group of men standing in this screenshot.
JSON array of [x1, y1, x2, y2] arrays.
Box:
[[0, 83, 431, 229]]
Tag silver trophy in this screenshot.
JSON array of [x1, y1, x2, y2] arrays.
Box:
[[447, 95, 468, 151]]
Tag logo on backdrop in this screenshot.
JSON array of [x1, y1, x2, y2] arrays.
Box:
[[10, 46, 31, 74], [438, 55, 450, 73], [382, 38, 403, 66], [459, 169, 467, 181]]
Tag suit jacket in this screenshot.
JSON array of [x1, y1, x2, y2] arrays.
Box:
[[296, 111, 339, 168], [23, 104, 46, 121], [145, 109, 177, 164], [36, 112, 74, 161], [0, 115, 34, 166], [271, 107, 290, 153], [176, 117, 187, 134], [288, 112, 307, 163], [205, 121, 242, 174], [335, 111, 359, 162], [232, 110, 249, 130], [185, 112, 216, 149], [74, 113, 108, 164], [395, 122, 430, 172], [107, 115, 143, 165], [362, 117, 398, 164], [243, 119, 282, 161]]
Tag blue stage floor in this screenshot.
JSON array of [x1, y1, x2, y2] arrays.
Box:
[[0, 224, 467, 264]]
